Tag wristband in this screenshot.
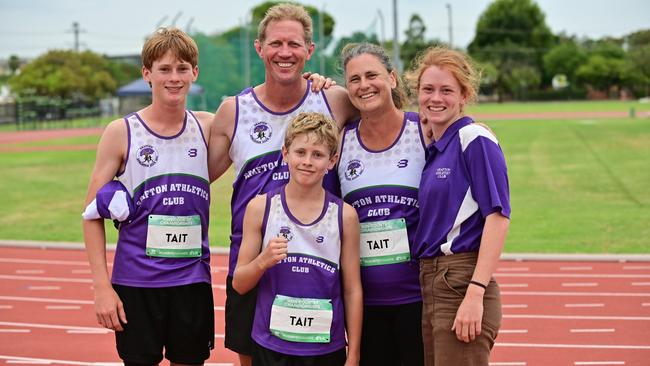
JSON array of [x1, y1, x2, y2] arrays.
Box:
[[469, 280, 487, 290]]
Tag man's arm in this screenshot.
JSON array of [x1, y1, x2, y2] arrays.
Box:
[[82, 119, 127, 331], [207, 97, 236, 183], [340, 203, 362, 366], [324, 85, 359, 130]]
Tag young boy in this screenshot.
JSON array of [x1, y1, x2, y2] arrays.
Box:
[[232, 112, 362, 366], [82, 27, 215, 365]]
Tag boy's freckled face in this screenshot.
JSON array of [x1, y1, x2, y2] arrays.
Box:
[[282, 133, 337, 186]]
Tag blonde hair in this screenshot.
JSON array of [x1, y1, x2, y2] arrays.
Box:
[[340, 42, 407, 109], [284, 112, 338, 157], [258, 3, 313, 45], [405, 46, 480, 105], [141, 27, 198, 69]]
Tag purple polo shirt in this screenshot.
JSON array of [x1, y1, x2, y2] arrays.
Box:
[[413, 116, 510, 259]]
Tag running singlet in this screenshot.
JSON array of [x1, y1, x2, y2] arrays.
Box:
[[251, 187, 346, 356], [337, 112, 424, 305], [112, 111, 211, 287], [227, 82, 334, 276]]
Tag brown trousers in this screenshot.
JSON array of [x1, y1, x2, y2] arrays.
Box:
[[419, 252, 501, 366]]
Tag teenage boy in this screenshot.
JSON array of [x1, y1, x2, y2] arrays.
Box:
[[82, 27, 215, 365]]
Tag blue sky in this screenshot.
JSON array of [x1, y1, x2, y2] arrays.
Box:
[[1, 0, 648, 59]]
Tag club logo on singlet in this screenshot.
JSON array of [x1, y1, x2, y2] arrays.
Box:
[[136, 145, 159, 167], [344, 159, 364, 181], [278, 226, 294, 241], [250, 121, 272, 144]]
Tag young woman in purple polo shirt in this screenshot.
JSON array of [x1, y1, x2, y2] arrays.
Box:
[[406, 46, 511, 366]]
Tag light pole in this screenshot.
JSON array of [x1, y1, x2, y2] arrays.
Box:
[[319, 4, 326, 75], [446, 3, 453, 48], [392, 0, 401, 72]]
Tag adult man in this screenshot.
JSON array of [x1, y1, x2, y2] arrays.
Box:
[[83, 28, 216, 365], [208, 3, 357, 365]]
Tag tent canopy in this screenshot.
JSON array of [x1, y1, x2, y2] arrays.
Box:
[[116, 78, 204, 96]]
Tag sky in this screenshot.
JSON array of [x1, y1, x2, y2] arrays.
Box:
[[1, 0, 649, 60]]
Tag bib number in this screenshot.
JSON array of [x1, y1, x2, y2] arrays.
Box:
[[359, 218, 410, 266], [269, 295, 333, 343], [146, 215, 202, 257]]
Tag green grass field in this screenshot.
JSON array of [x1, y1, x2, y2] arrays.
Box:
[[1, 102, 649, 253]]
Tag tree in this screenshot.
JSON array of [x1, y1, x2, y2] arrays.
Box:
[[543, 40, 587, 87], [575, 55, 625, 92], [623, 29, 650, 96], [8, 55, 21, 75], [8, 50, 116, 101], [401, 14, 441, 70], [468, 0, 555, 100]]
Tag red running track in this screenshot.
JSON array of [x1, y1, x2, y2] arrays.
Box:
[[0, 246, 649, 366]]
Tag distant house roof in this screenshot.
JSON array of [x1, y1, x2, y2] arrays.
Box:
[[116, 78, 204, 96]]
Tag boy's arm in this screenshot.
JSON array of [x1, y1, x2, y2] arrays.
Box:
[[82, 119, 127, 331], [232, 195, 288, 294], [340, 203, 362, 366], [207, 97, 236, 183], [324, 85, 359, 130]]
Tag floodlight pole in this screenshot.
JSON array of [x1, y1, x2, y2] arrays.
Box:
[[446, 3, 453, 48], [319, 4, 326, 75], [392, 0, 401, 72]]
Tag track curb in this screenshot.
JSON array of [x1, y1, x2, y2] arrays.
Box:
[[1, 240, 647, 261]]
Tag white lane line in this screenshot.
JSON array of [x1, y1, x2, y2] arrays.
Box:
[[565, 303, 605, 308], [574, 362, 625, 365], [0, 305, 13, 309], [570, 328, 615, 333], [631, 282, 650, 286], [28, 286, 61, 291], [211, 284, 226, 290], [495, 342, 650, 350], [45, 305, 81, 310], [66, 329, 110, 334], [0, 355, 126, 365], [501, 291, 650, 297], [642, 303, 650, 307], [502, 304, 528, 309], [0, 321, 110, 333], [560, 266, 593, 271], [499, 329, 528, 334], [504, 314, 650, 321], [7, 361, 51, 365], [210, 266, 228, 272], [0, 296, 92, 305], [0, 329, 30, 333], [214, 334, 225, 339], [562, 282, 598, 287], [499, 284, 529, 288], [495, 273, 650, 279], [15, 269, 45, 274], [0, 258, 91, 266], [213, 306, 225, 311], [497, 267, 530, 272], [70, 269, 91, 274], [0, 275, 90, 283], [623, 265, 650, 270], [490, 363, 526, 366]]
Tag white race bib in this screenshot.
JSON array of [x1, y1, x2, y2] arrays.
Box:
[[269, 295, 333, 343], [359, 218, 410, 266], [146, 215, 202, 257]]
